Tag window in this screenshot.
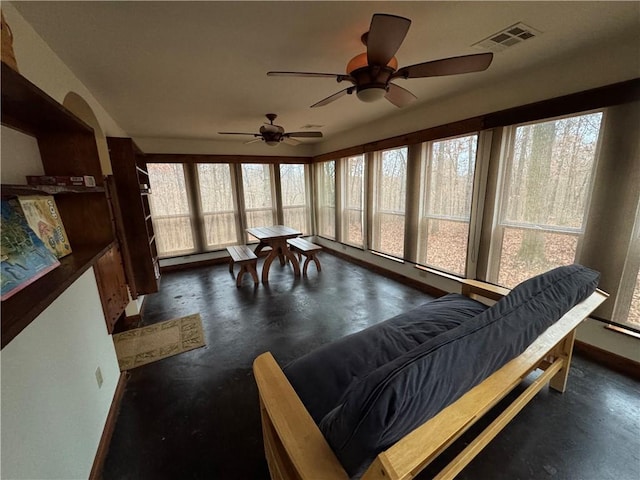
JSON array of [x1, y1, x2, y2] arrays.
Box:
[[316, 160, 336, 239], [419, 135, 478, 276], [147, 163, 195, 257], [241, 164, 276, 238], [613, 199, 640, 331], [492, 112, 603, 287], [197, 163, 239, 249], [342, 155, 365, 247], [372, 147, 407, 258], [280, 164, 311, 234]]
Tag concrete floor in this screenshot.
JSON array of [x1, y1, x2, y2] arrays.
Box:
[[102, 253, 640, 480]]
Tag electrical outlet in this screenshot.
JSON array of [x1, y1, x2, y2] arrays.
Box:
[[95, 367, 103, 389]]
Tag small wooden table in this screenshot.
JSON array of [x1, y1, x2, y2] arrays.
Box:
[[246, 225, 302, 283]]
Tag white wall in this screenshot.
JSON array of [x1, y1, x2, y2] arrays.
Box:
[[2, 3, 126, 138], [1, 269, 120, 480], [1, 4, 127, 478]]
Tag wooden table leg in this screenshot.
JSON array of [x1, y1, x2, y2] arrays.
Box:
[[254, 241, 267, 256], [281, 240, 300, 277], [261, 243, 278, 283], [261, 239, 300, 283]]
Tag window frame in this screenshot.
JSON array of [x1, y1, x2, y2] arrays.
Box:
[[280, 163, 312, 235], [147, 162, 198, 258], [487, 110, 605, 286], [416, 133, 480, 277], [340, 154, 366, 248], [314, 159, 337, 240], [370, 146, 408, 260]]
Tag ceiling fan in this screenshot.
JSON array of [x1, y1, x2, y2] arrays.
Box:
[[218, 113, 323, 146], [267, 13, 493, 108]]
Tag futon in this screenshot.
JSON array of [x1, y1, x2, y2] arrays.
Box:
[[253, 265, 607, 479]]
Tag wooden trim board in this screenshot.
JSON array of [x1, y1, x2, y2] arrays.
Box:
[[574, 340, 640, 380], [89, 371, 129, 480]]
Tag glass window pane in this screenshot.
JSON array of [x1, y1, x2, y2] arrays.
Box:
[[316, 161, 335, 239], [420, 135, 477, 275], [197, 163, 238, 249], [373, 148, 407, 258], [242, 164, 276, 235], [498, 227, 579, 286], [504, 113, 602, 229], [495, 112, 602, 287], [147, 163, 195, 257], [424, 218, 469, 275], [343, 155, 365, 247], [280, 164, 310, 234]]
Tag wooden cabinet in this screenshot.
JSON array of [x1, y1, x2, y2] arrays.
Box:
[[93, 243, 130, 333], [107, 137, 160, 298], [0, 63, 124, 346]]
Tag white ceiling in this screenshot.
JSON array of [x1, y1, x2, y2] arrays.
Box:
[[11, 1, 640, 152]]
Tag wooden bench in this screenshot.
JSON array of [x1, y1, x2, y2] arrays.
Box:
[[286, 238, 322, 275], [226, 245, 258, 287]]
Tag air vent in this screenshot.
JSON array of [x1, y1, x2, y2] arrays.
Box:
[[473, 22, 541, 52]]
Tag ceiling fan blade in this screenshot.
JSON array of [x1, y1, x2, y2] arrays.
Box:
[[366, 14, 411, 67], [385, 83, 417, 108], [267, 71, 342, 79], [285, 131, 323, 138], [244, 138, 263, 145], [311, 87, 354, 108], [282, 137, 301, 146], [218, 132, 259, 136], [393, 52, 494, 79]]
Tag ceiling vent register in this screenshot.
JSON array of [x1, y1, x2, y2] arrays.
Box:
[[473, 22, 541, 52]]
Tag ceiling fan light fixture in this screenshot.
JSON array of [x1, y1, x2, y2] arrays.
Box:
[[356, 86, 387, 103], [265, 139, 280, 146], [346, 52, 398, 74]]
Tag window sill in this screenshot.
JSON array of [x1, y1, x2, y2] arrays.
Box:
[[604, 324, 640, 340], [371, 250, 405, 263]]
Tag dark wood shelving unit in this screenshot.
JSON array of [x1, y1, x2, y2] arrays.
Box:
[[107, 137, 160, 299], [1, 184, 105, 196], [1, 63, 126, 346]]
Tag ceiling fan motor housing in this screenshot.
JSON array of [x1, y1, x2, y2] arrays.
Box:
[[349, 65, 395, 102]]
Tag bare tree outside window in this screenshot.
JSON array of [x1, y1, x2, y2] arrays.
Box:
[[343, 155, 365, 247], [496, 112, 603, 287], [197, 164, 238, 248], [419, 135, 477, 275], [280, 164, 310, 234], [373, 148, 407, 258], [147, 163, 195, 257], [316, 161, 336, 239]]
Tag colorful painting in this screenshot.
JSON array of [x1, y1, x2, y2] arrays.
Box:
[[16, 195, 72, 258], [1, 199, 60, 301]]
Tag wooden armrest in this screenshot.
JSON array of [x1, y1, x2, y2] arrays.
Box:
[[253, 352, 349, 480], [460, 279, 511, 303]]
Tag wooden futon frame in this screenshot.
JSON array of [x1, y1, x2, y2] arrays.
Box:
[[253, 279, 608, 480]]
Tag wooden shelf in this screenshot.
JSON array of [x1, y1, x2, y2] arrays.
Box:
[[107, 137, 160, 298], [1, 64, 121, 347], [1, 63, 93, 136], [1, 242, 114, 348], [1, 184, 105, 196]]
